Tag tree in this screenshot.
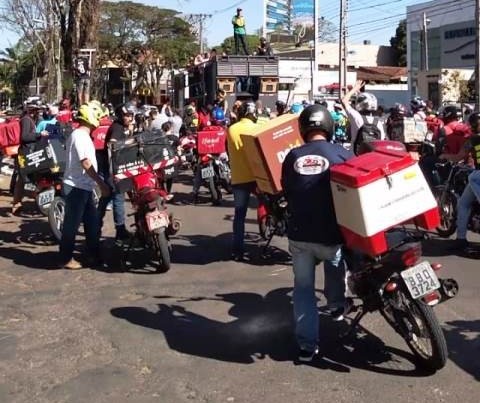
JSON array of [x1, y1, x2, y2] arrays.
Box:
[[298, 18, 337, 43], [218, 35, 261, 55], [390, 19, 406, 67], [97, 1, 198, 102]]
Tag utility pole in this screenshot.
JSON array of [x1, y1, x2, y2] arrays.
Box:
[[339, 0, 348, 95], [186, 14, 212, 54], [475, 0, 480, 110], [422, 12, 429, 71]]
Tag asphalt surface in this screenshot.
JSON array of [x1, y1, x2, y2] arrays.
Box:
[[0, 169, 479, 403]]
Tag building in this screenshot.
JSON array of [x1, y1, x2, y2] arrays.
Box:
[[407, 0, 475, 107], [264, 0, 293, 34]]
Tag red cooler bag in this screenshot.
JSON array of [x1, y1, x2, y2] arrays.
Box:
[[197, 126, 226, 155]]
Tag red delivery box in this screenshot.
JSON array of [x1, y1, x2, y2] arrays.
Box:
[[330, 146, 439, 256], [92, 125, 110, 150], [197, 126, 226, 155], [241, 114, 303, 194]]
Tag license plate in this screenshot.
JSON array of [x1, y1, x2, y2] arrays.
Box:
[[401, 261, 441, 299], [201, 166, 215, 179], [38, 189, 55, 206], [24, 183, 37, 192], [146, 210, 169, 231]]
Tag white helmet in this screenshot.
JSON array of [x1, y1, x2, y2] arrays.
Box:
[[355, 92, 378, 112]]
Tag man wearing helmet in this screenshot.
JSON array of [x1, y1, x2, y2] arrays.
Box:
[[281, 104, 354, 362], [274, 100, 287, 117], [227, 101, 259, 261], [441, 112, 480, 250], [60, 101, 111, 269], [96, 104, 135, 241], [341, 80, 386, 152], [410, 96, 427, 120]]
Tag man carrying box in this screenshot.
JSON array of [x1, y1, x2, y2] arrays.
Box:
[[227, 101, 259, 261], [281, 104, 354, 362]]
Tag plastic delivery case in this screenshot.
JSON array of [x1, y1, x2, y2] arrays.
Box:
[[197, 126, 226, 155], [110, 132, 177, 192], [330, 141, 439, 256], [18, 138, 66, 178], [241, 114, 303, 194], [389, 118, 428, 143]]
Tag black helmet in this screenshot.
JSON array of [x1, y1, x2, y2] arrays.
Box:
[[298, 105, 334, 142], [441, 105, 461, 121], [239, 101, 257, 121], [115, 104, 135, 121], [468, 111, 480, 130], [314, 99, 328, 108]]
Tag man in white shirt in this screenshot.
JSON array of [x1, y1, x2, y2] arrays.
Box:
[[149, 109, 169, 132], [341, 80, 386, 151], [60, 102, 111, 270], [169, 109, 183, 137]]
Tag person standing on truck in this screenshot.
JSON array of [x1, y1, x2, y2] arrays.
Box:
[[73, 50, 91, 106], [232, 8, 248, 55]]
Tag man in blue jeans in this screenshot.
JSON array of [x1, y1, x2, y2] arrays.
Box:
[[97, 104, 134, 241], [282, 104, 354, 362], [60, 102, 111, 269], [226, 101, 259, 261]]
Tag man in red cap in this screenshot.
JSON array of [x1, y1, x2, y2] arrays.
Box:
[[232, 8, 248, 55]]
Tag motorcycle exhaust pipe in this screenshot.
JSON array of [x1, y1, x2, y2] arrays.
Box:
[[166, 216, 181, 236], [438, 278, 459, 302]]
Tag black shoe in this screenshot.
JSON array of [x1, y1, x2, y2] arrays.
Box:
[[115, 227, 132, 241], [298, 347, 319, 362], [329, 299, 353, 322], [451, 238, 469, 251]]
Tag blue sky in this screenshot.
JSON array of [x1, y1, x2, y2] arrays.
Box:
[[0, 0, 420, 50]]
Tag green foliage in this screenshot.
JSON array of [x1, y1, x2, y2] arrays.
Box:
[[0, 43, 36, 101], [218, 35, 262, 54], [98, 1, 198, 67], [390, 19, 407, 67]]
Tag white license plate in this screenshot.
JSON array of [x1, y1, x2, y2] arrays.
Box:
[[24, 183, 37, 192], [38, 189, 55, 206], [201, 166, 215, 179], [146, 210, 169, 231], [401, 261, 441, 299]]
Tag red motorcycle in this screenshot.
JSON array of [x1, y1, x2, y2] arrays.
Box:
[[123, 160, 181, 272]]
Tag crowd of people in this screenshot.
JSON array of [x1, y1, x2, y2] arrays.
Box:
[[3, 76, 480, 362]]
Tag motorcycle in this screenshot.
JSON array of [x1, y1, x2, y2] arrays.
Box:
[[123, 162, 181, 272], [432, 161, 480, 238], [179, 133, 197, 170], [257, 192, 288, 249], [195, 153, 228, 205], [344, 228, 458, 371], [19, 171, 63, 216]]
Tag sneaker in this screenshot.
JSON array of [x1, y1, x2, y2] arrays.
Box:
[[298, 347, 319, 362], [62, 258, 82, 270], [329, 299, 353, 322], [106, 202, 113, 211]]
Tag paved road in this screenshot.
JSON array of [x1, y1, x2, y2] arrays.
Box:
[[0, 172, 478, 403]]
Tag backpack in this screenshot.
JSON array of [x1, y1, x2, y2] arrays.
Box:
[[354, 116, 382, 154]]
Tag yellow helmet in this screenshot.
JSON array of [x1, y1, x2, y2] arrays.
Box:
[[89, 100, 109, 118], [76, 101, 105, 128]]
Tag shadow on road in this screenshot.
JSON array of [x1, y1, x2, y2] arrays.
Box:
[[422, 237, 480, 259], [444, 319, 480, 381], [171, 232, 290, 266], [111, 288, 432, 376]]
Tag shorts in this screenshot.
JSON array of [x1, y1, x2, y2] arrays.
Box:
[[76, 77, 90, 93]]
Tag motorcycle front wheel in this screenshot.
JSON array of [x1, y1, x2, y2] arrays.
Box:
[[48, 196, 65, 242], [381, 290, 448, 371], [433, 187, 457, 238], [152, 229, 171, 273]]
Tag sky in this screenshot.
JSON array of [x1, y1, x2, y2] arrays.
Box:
[[0, 0, 421, 50]]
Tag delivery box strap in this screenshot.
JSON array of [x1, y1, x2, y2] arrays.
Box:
[[380, 167, 393, 189]]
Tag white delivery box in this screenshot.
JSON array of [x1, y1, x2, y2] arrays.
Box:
[[330, 145, 439, 256], [390, 117, 428, 143]]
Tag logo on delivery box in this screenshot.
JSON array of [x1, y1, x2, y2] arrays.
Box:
[[276, 140, 302, 163]]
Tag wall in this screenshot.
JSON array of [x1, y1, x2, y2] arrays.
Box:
[[364, 84, 409, 109]]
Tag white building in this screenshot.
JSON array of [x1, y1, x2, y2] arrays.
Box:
[[407, 0, 475, 106]]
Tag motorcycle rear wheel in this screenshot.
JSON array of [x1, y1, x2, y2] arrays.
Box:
[[207, 177, 222, 205], [48, 196, 65, 243], [381, 291, 448, 371], [433, 187, 457, 238], [152, 230, 171, 273]]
